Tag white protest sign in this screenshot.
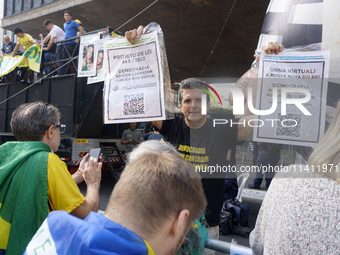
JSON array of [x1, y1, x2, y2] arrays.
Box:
[[77, 34, 99, 77], [253, 51, 330, 147], [87, 39, 105, 84], [103, 31, 165, 124]]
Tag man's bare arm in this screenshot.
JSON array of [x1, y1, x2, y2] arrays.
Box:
[[12, 44, 20, 56], [70, 186, 100, 219], [72, 153, 89, 184], [70, 157, 102, 219], [121, 139, 131, 145], [152, 120, 163, 130], [45, 36, 55, 51], [237, 42, 284, 142], [77, 26, 84, 36], [42, 34, 51, 45]]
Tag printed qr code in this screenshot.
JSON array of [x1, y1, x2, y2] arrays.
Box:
[[276, 113, 302, 138], [123, 93, 146, 116]]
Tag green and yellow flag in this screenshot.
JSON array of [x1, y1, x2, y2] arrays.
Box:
[[0, 43, 41, 77], [0, 141, 49, 254]]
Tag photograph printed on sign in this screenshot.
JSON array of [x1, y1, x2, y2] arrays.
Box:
[[88, 39, 106, 84], [78, 34, 99, 77]]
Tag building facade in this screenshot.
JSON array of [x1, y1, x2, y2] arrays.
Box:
[[0, 0, 269, 80]]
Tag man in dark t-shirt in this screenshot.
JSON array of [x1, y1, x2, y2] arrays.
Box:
[[153, 78, 253, 249], [124, 29, 283, 251], [1, 35, 16, 56], [161, 113, 237, 227]]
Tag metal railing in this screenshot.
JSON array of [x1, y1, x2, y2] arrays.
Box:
[[43, 27, 118, 75], [205, 238, 253, 254]]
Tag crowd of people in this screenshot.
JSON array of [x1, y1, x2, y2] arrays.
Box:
[[38, 11, 84, 76], [0, 10, 85, 79], [0, 23, 338, 255]]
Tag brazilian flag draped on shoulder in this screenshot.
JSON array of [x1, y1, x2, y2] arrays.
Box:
[[25, 211, 156, 255], [0, 43, 41, 77], [0, 141, 50, 255]]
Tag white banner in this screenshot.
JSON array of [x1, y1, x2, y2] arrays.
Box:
[[87, 39, 105, 84], [253, 51, 330, 147], [78, 34, 99, 77], [103, 31, 166, 124]]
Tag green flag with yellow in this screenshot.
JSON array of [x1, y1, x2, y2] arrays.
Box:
[[0, 43, 41, 77], [0, 141, 50, 254]]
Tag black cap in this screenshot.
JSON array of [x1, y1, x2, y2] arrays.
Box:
[[14, 28, 23, 34]]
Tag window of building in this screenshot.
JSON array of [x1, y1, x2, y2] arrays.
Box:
[[32, 0, 42, 8], [23, 1, 32, 11], [5, 0, 13, 16], [4, 0, 58, 16], [14, 0, 22, 14]]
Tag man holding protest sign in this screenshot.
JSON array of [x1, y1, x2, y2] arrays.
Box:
[[125, 28, 283, 252]]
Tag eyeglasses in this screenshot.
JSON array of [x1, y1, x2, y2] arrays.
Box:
[[55, 124, 66, 134]]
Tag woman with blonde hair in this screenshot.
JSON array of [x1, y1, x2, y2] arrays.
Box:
[[308, 103, 340, 182]]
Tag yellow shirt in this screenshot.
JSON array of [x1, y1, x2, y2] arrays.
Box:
[[18, 33, 35, 50], [47, 153, 85, 212]]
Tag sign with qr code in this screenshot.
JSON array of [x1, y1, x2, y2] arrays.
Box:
[[103, 31, 166, 123], [253, 51, 330, 147]]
